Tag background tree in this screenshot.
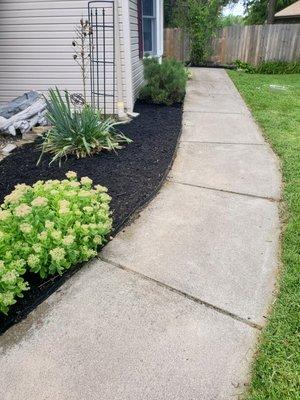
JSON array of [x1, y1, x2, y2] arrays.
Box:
[[244, 0, 294, 24], [267, 0, 276, 23], [219, 14, 245, 26], [164, 0, 180, 27], [173, 0, 235, 65]]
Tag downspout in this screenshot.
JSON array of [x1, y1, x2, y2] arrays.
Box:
[[156, 0, 164, 61], [120, 0, 134, 114], [114, 0, 127, 119]]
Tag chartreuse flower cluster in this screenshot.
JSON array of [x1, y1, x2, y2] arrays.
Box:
[[0, 172, 112, 314]]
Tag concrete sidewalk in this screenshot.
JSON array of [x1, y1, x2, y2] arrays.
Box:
[[0, 69, 281, 400]]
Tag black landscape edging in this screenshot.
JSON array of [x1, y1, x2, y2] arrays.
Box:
[[0, 101, 183, 335]]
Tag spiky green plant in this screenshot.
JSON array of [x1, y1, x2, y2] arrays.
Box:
[[39, 88, 131, 165]]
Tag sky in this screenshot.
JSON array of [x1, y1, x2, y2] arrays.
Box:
[[223, 1, 245, 16]]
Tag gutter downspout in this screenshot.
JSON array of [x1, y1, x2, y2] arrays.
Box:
[[120, 0, 134, 114], [114, 0, 128, 119]]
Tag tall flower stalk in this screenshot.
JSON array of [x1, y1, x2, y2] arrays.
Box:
[[72, 19, 93, 103]]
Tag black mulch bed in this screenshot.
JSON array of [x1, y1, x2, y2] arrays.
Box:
[[0, 101, 182, 334]]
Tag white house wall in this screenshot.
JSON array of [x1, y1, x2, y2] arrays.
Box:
[[129, 0, 164, 102], [129, 0, 144, 100], [0, 0, 130, 113]]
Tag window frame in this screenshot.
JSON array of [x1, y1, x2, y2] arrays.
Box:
[[142, 0, 156, 55]]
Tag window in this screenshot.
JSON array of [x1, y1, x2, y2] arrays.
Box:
[[142, 0, 156, 55]]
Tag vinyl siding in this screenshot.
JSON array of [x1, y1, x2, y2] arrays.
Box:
[[0, 0, 129, 113], [129, 0, 144, 101]]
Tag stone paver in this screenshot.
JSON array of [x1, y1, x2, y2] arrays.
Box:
[[0, 68, 281, 400], [169, 142, 281, 199], [0, 261, 256, 400], [102, 181, 279, 325]]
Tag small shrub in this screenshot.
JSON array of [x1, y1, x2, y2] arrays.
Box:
[[39, 88, 131, 164], [234, 60, 256, 74], [0, 172, 112, 314], [234, 59, 300, 75], [139, 58, 188, 105]]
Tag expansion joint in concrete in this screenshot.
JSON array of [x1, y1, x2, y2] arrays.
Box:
[[167, 179, 279, 203], [99, 256, 263, 331], [183, 110, 248, 115], [179, 141, 265, 146]]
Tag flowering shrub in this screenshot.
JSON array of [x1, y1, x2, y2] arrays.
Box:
[[0, 172, 112, 314]]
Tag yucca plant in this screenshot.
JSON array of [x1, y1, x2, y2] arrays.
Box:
[[39, 88, 131, 165]]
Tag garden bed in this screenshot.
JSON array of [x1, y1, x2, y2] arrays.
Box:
[[0, 101, 182, 334]]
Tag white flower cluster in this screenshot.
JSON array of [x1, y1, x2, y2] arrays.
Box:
[[0, 171, 112, 314]]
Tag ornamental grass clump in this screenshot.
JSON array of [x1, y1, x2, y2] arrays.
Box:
[[39, 88, 131, 165], [0, 172, 112, 314]]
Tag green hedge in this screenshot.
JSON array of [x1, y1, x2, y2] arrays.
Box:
[[235, 60, 300, 75]]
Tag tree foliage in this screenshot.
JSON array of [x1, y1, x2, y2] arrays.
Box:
[[174, 0, 233, 65], [244, 0, 295, 25], [219, 14, 245, 27], [164, 0, 180, 27]]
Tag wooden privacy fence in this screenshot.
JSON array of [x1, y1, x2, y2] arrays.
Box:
[[164, 28, 190, 62], [164, 24, 300, 65]]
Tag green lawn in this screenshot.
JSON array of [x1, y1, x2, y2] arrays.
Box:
[[228, 71, 300, 399]]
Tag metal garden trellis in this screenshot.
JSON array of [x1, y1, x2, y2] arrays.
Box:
[[88, 1, 116, 116]]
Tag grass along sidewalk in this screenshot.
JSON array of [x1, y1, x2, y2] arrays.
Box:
[[228, 71, 300, 399]]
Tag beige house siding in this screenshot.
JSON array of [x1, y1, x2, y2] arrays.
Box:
[[0, 0, 131, 113], [129, 0, 144, 100]]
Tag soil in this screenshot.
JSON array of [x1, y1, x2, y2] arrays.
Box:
[[0, 101, 182, 334]]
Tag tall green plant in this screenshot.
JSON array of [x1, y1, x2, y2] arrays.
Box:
[[175, 0, 230, 65], [39, 88, 131, 164]]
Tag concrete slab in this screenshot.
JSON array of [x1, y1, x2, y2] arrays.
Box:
[[184, 69, 251, 114], [184, 90, 250, 114], [181, 112, 265, 144], [190, 68, 232, 83], [0, 260, 256, 400], [102, 182, 280, 325], [187, 69, 234, 95], [170, 142, 281, 199]]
